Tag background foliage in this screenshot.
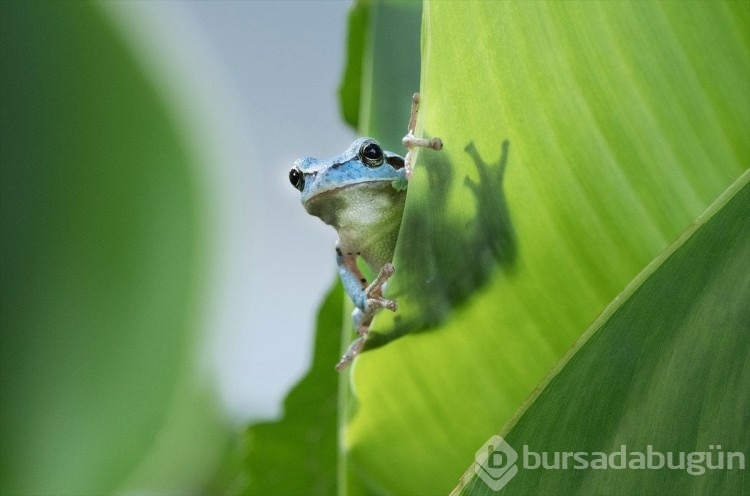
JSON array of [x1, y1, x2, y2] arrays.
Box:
[[1, 2, 224, 494]]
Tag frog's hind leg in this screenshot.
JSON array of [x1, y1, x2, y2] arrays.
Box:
[[335, 244, 397, 371], [402, 93, 443, 179], [336, 244, 397, 315]]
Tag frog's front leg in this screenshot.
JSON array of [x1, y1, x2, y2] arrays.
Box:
[[402, 93, 443, 179], [334, 243, 397, 371]]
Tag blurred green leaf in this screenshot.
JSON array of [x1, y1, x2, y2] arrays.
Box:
[[357, 0, 423, 150], [455, 171, 750, 495], [239, 281, 343, 496], [344, 1, 749, 494], [339, 0, 422, 140], [0, 2, 209, 493], [338, 0, 369, 129]]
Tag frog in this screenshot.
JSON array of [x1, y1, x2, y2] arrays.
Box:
[[289, 93, 442, 371]]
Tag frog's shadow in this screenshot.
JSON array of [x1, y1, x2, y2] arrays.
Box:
[[364, 138, 516, 351]]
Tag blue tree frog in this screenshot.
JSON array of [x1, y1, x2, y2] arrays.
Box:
[[289, 94, 442, 371]]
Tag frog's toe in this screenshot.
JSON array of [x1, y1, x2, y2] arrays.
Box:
[[335, 336, 366, 372], [379, 262, 395, 279], [366, 295, 397, 313]]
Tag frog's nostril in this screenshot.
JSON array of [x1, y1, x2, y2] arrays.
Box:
[[289, 167, 305, 191]]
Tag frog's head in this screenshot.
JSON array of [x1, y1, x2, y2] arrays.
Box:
[[289, 137, 406, 225]]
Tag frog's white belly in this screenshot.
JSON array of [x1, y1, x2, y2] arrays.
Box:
[[305, 181, 405, 270]]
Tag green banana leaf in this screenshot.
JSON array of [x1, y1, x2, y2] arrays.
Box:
[[238, 1, 748, 495], [453, 169, 749, 495], [348, 1, 748, 494]]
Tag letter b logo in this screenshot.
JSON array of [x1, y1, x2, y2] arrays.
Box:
[[475, 435, 519, 491]]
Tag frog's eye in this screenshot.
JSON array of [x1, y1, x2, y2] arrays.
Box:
[[289, 167, 305, 191], [360, 141, 384, 167]]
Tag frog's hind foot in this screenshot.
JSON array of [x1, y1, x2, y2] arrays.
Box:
[[336, 263, 398, 372], [363, 263, 398, 313], [335, 335, 366, 372]]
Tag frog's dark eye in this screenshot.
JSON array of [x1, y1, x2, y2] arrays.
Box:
[[360, 141, 384, 167], [289, 167, 304, 191]]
